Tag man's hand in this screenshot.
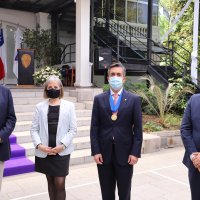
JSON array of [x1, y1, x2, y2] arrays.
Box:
[[128, 155, 138, 165], [192, 152, 200, 169], [94, 154, 103, 164]]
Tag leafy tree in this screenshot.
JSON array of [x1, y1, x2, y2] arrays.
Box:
[[159, 0, 199, 77], [23, 29, 61, 68]]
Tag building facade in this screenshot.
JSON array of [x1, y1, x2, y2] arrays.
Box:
[[0, 0, 160, 86]]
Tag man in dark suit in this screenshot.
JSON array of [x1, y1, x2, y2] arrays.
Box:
[[181, 93, 200, 200], [90, 63, 143, 200], [0, 85, 16, 191]]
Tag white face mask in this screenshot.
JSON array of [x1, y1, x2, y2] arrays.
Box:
[[109, 76, 123, 90]]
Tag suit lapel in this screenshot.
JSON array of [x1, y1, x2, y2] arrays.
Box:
[[118, 89, 129, 116], [103, 90, 113, 118], [57, 99, 64, 134], [43, 100, 49, 135]]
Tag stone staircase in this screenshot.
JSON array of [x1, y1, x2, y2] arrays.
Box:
[[4, 87, 102, 176], [4, 87, 162, 177]]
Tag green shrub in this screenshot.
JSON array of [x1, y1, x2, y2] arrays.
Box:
[[143, 121, 163, 132], [169, 78, 195, 114]]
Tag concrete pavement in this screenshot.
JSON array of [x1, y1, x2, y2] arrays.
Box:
[[0, 147, 191, 200]]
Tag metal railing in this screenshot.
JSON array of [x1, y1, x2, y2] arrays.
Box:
[[60, 43, 76, 64]]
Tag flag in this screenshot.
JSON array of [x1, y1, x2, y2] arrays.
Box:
[[0, 28, 5, 80], [13, 28, 23, 78]]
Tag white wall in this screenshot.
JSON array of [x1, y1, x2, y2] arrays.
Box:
[[0, 8, 36, 29]]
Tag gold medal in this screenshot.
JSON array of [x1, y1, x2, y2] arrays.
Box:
[[111, 114, 117, 121]]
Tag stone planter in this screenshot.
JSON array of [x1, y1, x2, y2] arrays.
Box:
[[141, 130, 183, 154], [150, 130, 183, 149]]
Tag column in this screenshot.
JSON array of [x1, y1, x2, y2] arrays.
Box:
[[35, 12, 51, 30], [191, 0, 199, 84], [74, 0, 92, 87]]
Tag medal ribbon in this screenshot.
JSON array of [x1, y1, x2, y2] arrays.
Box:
[[109, 91, 123, 113]]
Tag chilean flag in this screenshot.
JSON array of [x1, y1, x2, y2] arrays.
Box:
[[0, 28, 5, 80]]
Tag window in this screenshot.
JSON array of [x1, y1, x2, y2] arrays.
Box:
[[127, 1, 137, 23], [115, 0, 125, 20], [127, 0, 158, 26], [138, 2, 147, 24], [95, 0, 159, 26]]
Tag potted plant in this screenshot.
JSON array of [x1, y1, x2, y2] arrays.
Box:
[[32, 66, 62, 85]]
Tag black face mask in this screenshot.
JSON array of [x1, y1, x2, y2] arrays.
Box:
[[46, 89, 60, 99]]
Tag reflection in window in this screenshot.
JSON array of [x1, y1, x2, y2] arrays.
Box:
[[138, 3, 147, 24], [115, 0, 125, 20], [127, 1, 137, 23], [127, 0, 158, 26], [152, 5, 158, 26], [95, 0, 158, 26]]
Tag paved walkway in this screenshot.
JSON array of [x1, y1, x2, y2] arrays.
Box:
[[1, 147, 191, 200]]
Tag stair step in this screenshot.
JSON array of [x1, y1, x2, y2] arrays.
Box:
[[14, 118, 91, 132], [9, 134, 16, 144], [11, 90, 70, 98], [4, 157, 34, 176], [13, 124, 90, 144], [13, 97, 77, 105], [19, 136, 91, 157], [28, 148, 93, 166], [16, 110, 92, 121], [10, 144, 26, 158], [84, 101, 93, 110], [14, 102, 86, 113]]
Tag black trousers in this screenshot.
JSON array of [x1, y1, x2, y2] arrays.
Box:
[[189, 170, 200, 200], [97, 145, 133, 200]]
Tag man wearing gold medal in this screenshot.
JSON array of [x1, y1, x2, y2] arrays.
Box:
[[90, 63, 143, 200]]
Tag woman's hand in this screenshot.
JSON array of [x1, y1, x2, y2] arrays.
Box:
[[38, 144, 55, 155], [51, 145, 65, 154]]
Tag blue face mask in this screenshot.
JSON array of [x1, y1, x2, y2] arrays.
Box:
[[109, 76, 123, 90]]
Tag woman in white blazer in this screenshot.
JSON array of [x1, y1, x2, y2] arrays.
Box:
[[30, 75, 77, 200]]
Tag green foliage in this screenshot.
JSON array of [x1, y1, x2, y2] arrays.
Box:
[[102, 84, 110, 92], [164, 113, 182, 127], [32, 66, 62, 85], [143, 113, 181, 132], [23, 29, 61, 68], [132, 76, 194, 126], [143, 121, 163, 132], [169, 77, 195, 113], [159, 0, 199, 75]]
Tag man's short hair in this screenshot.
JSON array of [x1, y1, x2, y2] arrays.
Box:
[[108, 62, 126, 76]]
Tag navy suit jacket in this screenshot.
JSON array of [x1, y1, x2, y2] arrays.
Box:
[[90, 89, 143, 166], [0, 85, 16, 161], [181, 94, 200, 172]]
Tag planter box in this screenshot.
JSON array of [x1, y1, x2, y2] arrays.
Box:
[[142, 133, 161, 153], [150, 130, 183, 148]]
